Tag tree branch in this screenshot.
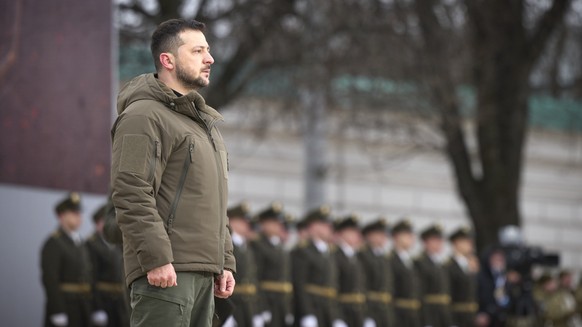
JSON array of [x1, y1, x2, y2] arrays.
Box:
[[526, 0, 571, 64]]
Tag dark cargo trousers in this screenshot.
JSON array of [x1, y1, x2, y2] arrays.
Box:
[[130, 272, 215, 327]]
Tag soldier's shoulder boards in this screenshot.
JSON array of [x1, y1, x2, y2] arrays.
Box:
[[50, 230, 61, 238]]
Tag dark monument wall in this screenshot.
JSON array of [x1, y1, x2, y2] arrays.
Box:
[[0, 0, 112, 194]]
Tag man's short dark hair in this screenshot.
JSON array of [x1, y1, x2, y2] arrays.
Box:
[[151, 19, 206, 72]]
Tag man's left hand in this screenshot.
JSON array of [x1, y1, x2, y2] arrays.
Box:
[[214, 270, 235, 298]]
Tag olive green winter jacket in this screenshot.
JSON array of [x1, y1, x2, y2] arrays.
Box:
[[111, 73, 235, 286]]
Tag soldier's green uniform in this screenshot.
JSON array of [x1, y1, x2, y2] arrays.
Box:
[[41, 193, 93, 327], [333, 215, 365, 327], [291, 206, 339, 327], [416, 225, 452, 327], [227, 203, 260, 327], [538, 275, 578, 327], [358, 219, 395, 327], [390, 220, 422, 327], [250, 203, 293, 327], [446, 227, 478, 327], [86, 205, 129, 327]]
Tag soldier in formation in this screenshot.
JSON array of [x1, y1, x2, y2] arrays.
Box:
[[333, 214, 365, 327], [446, 227, 479, 327], [358, 218, 395, 327], [226, 203, 263, 327], [416, 224, 453, 327], [40, 193, 108, 327], [250, 202, 294, 327], [86, 205, 129, 327], [390, 219, 422, 327]]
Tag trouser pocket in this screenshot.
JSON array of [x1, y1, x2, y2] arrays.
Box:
[[130, 277, 191, 327]]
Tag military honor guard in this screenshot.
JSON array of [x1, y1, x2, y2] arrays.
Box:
[[250, 202, 294, 327], [86, 204, 129, 327], [446, 227, 479, 327], [390, 219, 422, 327], [291, 206, 347, 327], [227, 203, 263, 327], [333, 214, 365, 327], [415, 224, 452, 327], [358, 218, 395, 327], [537, 274, 579, 327], [40, 193, 94, 327]]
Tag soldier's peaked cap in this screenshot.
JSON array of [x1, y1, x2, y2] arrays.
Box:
[[334, 213, 360, 231], [227, 202, 251, 220], [449, 226, 473, 242], [256, 202, 285, 222], [302, 205, 332, 226], [391, 218, 414, 235], [362, 217, 389, 235], [421, 224, 444, 240], [55, 192, 82, 215], [92, 204, 108, 223]]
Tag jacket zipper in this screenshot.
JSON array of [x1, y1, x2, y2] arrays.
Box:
[[147, 140, 160, 183], [192, 102, 225, 275], [166, 143, 194, 234], [191, 102, 225, 272]]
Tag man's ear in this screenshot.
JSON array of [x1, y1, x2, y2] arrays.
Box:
[[159, 52, 175, 70]]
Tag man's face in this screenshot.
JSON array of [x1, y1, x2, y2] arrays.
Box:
[[229, 217, 251, 239], [365, 230, 389, 249], [424, 236, 444, 255], [489, 251, 506, 271], [59, 210, 82, 232], [174, 30, 214, 90], [338, 228, 363, 249], [260, 219, 283, 238], [309, 221, 333, 242], [453, 238, 474, 256], [394, 231, 415, 250]]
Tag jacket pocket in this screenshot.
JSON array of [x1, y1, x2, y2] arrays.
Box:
[[147, 139, 160, 183], [166, 142, 194, 235], [219, 150, 228, 180]]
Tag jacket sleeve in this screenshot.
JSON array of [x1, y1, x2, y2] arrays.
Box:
[[41, 238, 66, 315], [111, 113, 173, 272], [223, 219, 236, 272]]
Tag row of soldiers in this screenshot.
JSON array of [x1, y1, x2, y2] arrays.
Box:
[[225, 202, 480, 327], [41, 193, 582, 327], [40, 193, 128, 327]]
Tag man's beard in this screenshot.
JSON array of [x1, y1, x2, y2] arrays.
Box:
[[176, 63, 209, 91]]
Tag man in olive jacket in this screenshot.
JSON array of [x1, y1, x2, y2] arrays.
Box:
[[111, 19, 236, 327]]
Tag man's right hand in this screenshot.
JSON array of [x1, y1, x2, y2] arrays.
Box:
[[147, 263, 177, 288]]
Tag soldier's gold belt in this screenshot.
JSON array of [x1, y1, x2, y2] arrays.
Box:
[[451, 302, 478, 313], [60, 283, 91, 293], [260, 281, 293, 293], [234, 283, 257, 295], [367, 291, 393, 304], [96, 282, 125, 293], [338, 293, 366, 304], [305, 284, 337, 298], [424, 294, 451, 305], [395, 298, 421, 310]]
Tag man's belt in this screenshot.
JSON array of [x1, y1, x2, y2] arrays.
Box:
[[305, 284, 337, 299], [234, 283, 257, 295], [451, 301, 478, 313], [60, 283, 91, 293], [260, 281, 293, 294], [395, 298, 421, 310], [424, 294, 451, 305], [337, 293, 366, 304], [367, 291, 393, 304], [96, 282, 125, 293]]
